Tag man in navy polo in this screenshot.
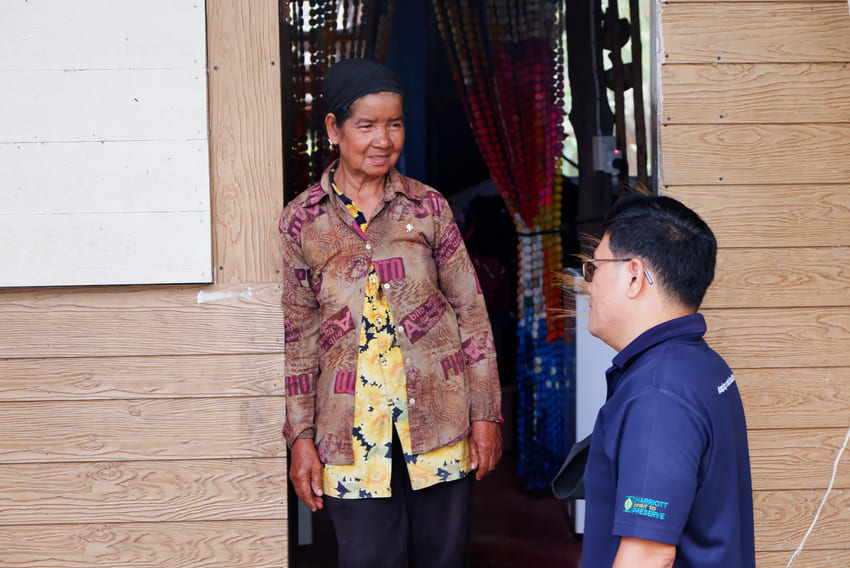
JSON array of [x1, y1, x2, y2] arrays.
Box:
[[581, 194, 755, 567]]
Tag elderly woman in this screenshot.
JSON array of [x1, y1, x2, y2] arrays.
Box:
[[279, 58, 502, 567]]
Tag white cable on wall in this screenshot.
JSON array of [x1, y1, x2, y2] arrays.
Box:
[[790, 1, 850, 564], [786, 420, 850, 567]]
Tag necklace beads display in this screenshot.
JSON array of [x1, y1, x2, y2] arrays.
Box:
[[434, 0, 570, 491]]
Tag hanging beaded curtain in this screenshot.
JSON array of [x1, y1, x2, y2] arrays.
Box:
[[432, 0, 570, 491], [288, 0, 397, 195]]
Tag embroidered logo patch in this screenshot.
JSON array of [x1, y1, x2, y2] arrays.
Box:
[[623, 496, 668, 520]]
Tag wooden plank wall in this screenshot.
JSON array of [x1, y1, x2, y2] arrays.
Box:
[[659, 0, 850, 565], [0, 1, 287, 566]]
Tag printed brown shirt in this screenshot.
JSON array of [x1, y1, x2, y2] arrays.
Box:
[[279, 165, 501, 465]]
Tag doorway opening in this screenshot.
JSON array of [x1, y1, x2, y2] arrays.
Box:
[[280, 1, 655, 564]]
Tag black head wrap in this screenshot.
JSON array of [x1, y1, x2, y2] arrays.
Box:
[[322, 58, 405, 117]]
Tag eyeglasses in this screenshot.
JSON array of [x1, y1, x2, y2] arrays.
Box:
[[582, 258, 654, 285]]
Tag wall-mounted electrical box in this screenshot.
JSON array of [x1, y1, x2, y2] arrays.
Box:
[[592, 135, 620, 175]]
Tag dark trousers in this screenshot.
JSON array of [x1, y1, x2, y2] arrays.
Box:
[[324, 429, 474, 568]]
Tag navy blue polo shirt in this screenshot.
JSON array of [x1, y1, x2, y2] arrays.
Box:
[[582, 314, 755, 568]]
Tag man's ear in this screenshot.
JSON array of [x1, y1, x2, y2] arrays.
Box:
[[325, 113, 339, 145], [625, 258, 649, 298]]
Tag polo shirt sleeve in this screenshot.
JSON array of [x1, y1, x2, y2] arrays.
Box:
[[611, 388, 708, 545]]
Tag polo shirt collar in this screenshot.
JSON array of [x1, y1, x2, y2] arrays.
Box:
[[606, 313, 707, 394]]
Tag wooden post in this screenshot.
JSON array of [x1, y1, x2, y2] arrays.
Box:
[[604, 1, 629, 193], [630, 0, 647, 188]]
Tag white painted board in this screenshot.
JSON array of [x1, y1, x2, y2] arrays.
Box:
[[0, 0, 206, 71], [0, 69, 208, 143], [0, 141, 210, 215], [0, 0, 212, 287], [0, 212, 212, 287]]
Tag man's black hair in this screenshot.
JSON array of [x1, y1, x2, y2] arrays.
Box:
[[601, 193, 717, 309]]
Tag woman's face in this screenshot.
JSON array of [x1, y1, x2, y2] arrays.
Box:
[[326, 91, 405, 181]]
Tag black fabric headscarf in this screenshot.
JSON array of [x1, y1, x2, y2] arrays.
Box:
[[322, 58, 405, 116]]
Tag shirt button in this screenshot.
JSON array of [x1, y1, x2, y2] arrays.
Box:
[[365, 243, 372, 250], [409, 398, 415, 405], [398, 326, 404, 334], [383, 283, 390, 290]]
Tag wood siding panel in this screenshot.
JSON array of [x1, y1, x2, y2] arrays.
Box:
[[662, 185, 850, 248], [659, 0, 850, 563], [0, 354, 285, 401], [0, 520, 287, 567], [754, 489, 850, 550], [704, 248, 850, 309], [738, 368, 850, 429], [749, 428, 850, 491], [661, 3, 850, 63], [703, 307, 850, 369], [207, 0, 283, 284], [0, 458, 285, 524], [0, 397, 284, 463], [660, 124, 850, 185], [757, 551, 845, 568], [0, 284, 284, 359], [661, 63, 850, 124]]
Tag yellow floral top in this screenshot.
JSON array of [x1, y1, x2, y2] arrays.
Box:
[[322, 179, 470, 499]]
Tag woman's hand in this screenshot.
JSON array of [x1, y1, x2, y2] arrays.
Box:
[[290, 438, 324, 511], [469, 420, 503, 480]]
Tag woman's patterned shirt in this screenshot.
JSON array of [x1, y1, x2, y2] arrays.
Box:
[[322, 183, 469, 498], [279, 164, 501, 466]]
